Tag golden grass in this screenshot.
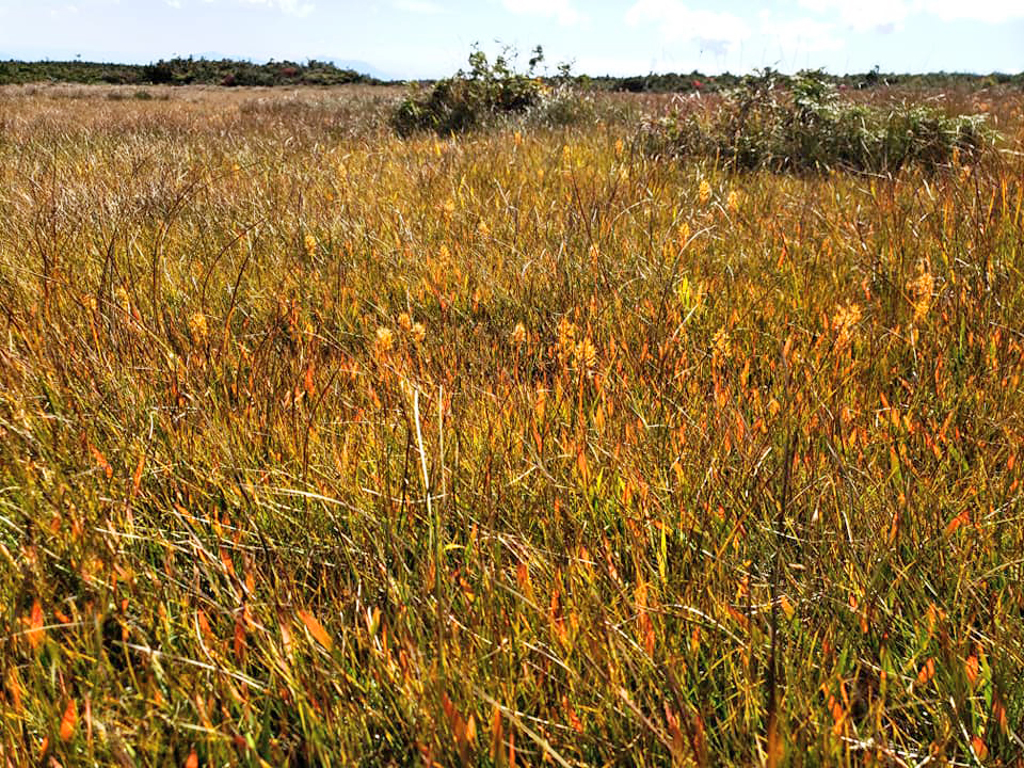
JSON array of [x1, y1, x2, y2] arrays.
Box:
[[1, 84, 1023, 766]]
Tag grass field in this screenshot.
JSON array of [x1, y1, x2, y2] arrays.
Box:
[[1, 82, 1023, 766]]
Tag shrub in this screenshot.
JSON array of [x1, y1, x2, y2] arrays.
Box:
[[142, 60, 174, 85], [524, 80, 596, 128], [645, 69, 994, 173], [392, 46, 546, 136], [519, 64, 598, 129], [391, 46, 595, 136]]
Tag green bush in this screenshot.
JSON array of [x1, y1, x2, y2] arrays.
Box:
[[391, 46, 595, 136], [392, 46, 546, 136], [523, 65, 598, 129], [645, 69, 994, 173]]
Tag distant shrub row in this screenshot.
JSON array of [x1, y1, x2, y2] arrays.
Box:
[[593, 67, 1024, 94], [3, 57, 1022, 93], [644, 69, 994, 173], [0, 58, 376, 87]]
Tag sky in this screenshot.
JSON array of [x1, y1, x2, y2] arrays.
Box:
[[0, 0, 1022, 79]]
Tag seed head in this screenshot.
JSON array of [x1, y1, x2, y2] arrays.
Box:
[[832, 303, 862, 347], [906, 263, 934, 323], [678, 222, 691, 249], [712, 327, 730, 359], [699, 180, 712, 206], [512, 322, 527, 346], [116, 286, 131, 314], [188, 312, 208, 343], [574, 337, 597, 371], [374, 326, 394, 354]]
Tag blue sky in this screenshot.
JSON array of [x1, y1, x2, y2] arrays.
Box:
[[0, 0, 1021, 78]]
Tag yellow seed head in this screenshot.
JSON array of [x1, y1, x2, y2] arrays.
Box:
[[188, 312, 208, 342], [512, 322, 527, 346], [574, 337, 597, 371], [906, 263, 934, 323], [699, 180, 712, 205], [557, 317, 576, 354], [115, 286, 131, 313], [412, 322, 426, 344], [832, 303, 862, 346], [374, 326, 394, 354], [678, 222, 691, 249], [712, 327, 730, 358]]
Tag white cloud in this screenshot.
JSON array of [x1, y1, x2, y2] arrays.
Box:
[[48, 3, 80, 19], [393, 0, 445, 13], [501, 0, 581, 27], [239, 0, 314, 16], [919, 0, 1024, 22], [798, 0, 1024, 31], [797, 0, 910, 32], [759, 14, 844, 54], [625, 0, 750, 54]]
